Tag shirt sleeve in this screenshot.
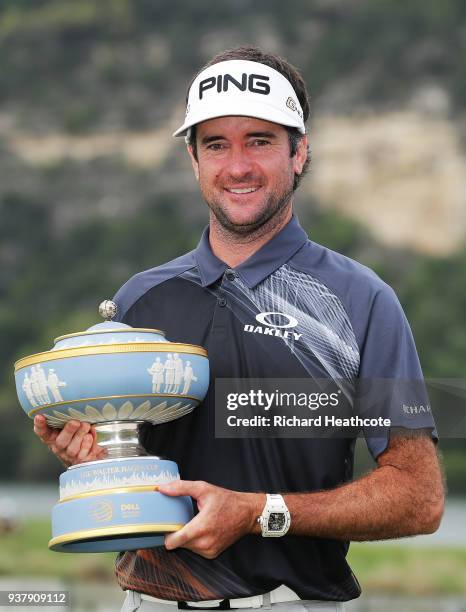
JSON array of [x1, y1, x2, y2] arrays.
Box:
[[356, 284, 438, 460]]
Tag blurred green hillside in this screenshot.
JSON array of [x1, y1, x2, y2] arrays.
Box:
[[1, 0, 465, 489], [1, 0, 466, 126]]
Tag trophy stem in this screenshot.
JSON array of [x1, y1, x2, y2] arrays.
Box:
[[94, 421, 148, 458]]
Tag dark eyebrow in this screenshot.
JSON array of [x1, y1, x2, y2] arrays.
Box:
[[200, 131, 278, 145], [200, 135, 224, 145], [246, 131, 277, 139]]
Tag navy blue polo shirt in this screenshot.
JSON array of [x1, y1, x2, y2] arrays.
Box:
[[112, 214, 436, 602]]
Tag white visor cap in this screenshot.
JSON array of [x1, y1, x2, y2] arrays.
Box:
[[173, 59, 306, 138]]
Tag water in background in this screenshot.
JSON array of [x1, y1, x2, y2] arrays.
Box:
[[1, 485, 465, 611], [1, 484, 465, 546], [0, 483, 58, 519]]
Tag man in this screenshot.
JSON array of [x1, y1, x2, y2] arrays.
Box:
[[34, 47, 445, 611]]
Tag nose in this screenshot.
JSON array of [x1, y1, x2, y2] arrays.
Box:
[[224, 145, 255, 179]]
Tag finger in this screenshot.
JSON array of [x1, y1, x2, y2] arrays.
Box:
[[94, 445, 108, 460], [33, 415, 58, 444], [33, 414, 46, 428], [76, 433, 94, 463], [62, 422, 92, 458], [52, 420, 82, 451], [158, 480, 206, 499], [79, 435, 106, 463], [164, 512, 205, 550], [92, 435, 107, 459], [88, 427, 104, 453], [54, 421, 88, 456]]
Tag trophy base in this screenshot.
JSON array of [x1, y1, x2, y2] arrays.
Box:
[[49, 527, 167, 553], [49, 456, 193, 553]]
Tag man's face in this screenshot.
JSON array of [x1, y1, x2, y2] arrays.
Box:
[[188, 116, 307, 235]]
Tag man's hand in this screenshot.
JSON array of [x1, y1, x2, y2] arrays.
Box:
[[159, 480, 264, 559], [33, 414, 106, 467]]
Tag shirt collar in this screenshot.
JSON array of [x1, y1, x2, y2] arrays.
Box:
[[194, 214, 308, 289]]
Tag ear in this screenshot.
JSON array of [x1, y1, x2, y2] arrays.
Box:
[[292, 135, 308, 176], [187, 144, 199, 181]]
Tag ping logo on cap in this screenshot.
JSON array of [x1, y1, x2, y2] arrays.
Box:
[[199, 73, 271, 100], [286, 96, 303, 119]]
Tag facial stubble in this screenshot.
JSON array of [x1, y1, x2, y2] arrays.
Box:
[[199, 170, 296, 241]]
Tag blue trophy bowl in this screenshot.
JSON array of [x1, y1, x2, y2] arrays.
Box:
[[14, 304, 209, 553]]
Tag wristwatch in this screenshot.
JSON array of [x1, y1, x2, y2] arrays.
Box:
[[257, 493, 291, 537]]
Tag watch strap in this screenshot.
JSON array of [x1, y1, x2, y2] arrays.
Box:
[[258, 493, 291, 537]]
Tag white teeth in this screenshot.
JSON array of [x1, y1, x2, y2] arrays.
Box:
[[227, 187, 258, 194]]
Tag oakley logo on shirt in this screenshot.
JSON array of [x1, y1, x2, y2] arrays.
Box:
[[244, 311, 302, 340], [255, 311, 299, 328]]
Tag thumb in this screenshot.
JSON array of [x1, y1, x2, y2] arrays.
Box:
[[164, 511, 204, 550], [158, 479, 206, 499]]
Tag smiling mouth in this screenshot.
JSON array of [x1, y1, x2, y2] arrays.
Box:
[[225, 187, 261, 194]]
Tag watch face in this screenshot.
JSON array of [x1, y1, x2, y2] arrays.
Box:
[[268, 512, 286, 532]]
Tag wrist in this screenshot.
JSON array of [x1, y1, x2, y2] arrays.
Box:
[[246, 493, 266, 535]]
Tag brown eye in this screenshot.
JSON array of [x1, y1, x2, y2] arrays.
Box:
[[207, 143, 225, 151]]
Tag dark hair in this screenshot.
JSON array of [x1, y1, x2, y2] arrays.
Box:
[[185, 46, 311, 191]]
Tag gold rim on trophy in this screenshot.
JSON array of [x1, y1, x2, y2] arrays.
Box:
[[27, 393, 198, 415], [15, 342, 208, 371], [60, 485, 164, 503], [48, 523, 184, 548]]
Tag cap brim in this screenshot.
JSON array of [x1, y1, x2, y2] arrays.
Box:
[[173, 100, 305, 137]]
